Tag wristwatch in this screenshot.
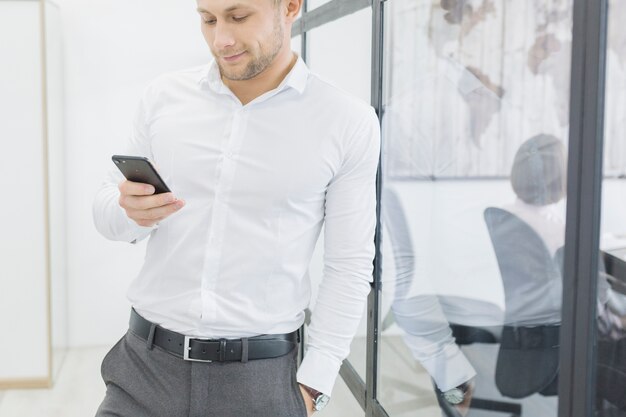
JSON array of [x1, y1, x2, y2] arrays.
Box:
[[301, 385, 330, 412], [441, 381, 471, 405]]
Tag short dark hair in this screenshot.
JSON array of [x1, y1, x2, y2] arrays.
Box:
[[510, 134, 567, 206]]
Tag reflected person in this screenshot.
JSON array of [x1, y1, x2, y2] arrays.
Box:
[[91, 0, 380, 416], [494, 134, 626, 409]]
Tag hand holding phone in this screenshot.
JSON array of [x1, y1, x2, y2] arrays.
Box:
[[112, 155, 185, 227]]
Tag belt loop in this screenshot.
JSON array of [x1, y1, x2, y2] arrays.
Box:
[[146, 323, 157, 350], [219, 339, 227, 362], [241, 338, 249, 363]]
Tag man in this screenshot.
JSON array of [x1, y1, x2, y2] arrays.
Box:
[[92, 0, 380, 416]]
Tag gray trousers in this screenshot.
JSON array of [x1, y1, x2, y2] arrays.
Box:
[[95, 329, 308, 417]]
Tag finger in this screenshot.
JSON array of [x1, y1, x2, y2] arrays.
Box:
[[127, 200, 185, 221], [134, 216, 171, 227], [121, 192, 177, 211], [119, 180, 156, 196], [134, 214, 169, 226], [138, 200, 185, 220], [135, 219, 158, 228]]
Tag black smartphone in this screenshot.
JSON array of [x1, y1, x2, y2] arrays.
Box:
[[112, 155, 171, 194]]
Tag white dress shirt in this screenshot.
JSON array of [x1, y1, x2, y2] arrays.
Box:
[[92, 56, 380, 396]]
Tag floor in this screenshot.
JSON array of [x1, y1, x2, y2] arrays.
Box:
[[0, 347, 106, 417]]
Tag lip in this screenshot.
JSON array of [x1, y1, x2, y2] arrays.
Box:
[[222, 51, 246, 62]]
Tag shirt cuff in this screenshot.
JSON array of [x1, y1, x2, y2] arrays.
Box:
[[296, 348, 341, 397], [420, 343, 476, 391], [127, 220, 158, 244]]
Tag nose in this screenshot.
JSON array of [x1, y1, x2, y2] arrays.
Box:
[[213, 22, 236, 51]]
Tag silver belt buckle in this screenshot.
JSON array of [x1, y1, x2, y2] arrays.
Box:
[[183, 336, 212, 362]]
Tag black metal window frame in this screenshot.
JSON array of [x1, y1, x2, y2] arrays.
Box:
[[559, 0, 608, 416], [292, 0, 609, 416]]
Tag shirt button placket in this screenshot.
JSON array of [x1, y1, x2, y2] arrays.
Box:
[[201, 107, 239, 324]]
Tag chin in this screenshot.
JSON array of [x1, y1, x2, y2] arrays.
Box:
[[223, 69, 249, 81]]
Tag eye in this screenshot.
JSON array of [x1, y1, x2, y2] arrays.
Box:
[[199, 13, 216, 25], [232, 15, 248, 22]]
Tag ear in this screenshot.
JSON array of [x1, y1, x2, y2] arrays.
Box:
[[283, 0, 303, 23]]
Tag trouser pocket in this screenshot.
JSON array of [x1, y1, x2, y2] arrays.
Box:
[[100, 331, 127, 380]]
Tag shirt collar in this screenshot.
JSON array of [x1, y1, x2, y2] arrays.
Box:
[[197, 54, 309, 97]]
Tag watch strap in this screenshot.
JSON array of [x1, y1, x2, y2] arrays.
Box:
[[301, 384, 329, 411], [302, 385, 323, 401]]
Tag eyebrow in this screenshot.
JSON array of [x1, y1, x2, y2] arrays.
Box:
[[197, 4, 252, 13]]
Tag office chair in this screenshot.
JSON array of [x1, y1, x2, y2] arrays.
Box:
[[484, 207, 561, 400]]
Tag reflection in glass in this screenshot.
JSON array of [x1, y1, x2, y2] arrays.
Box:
[[383, 0, 572, 179], [379, 1, 578, 416], [308, 0, 333, 10], [596, 0, 626, 413], [484, 136, 565, 400], [603, 0, 626, 177]]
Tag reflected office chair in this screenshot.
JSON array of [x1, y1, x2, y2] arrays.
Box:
[[484, 207, 561, 401], [485, 207, 626, 417]]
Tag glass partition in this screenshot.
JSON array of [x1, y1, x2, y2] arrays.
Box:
[[595, 0, 626, 413], [379, 1, 574, 415], [308, 0, 333, 11]]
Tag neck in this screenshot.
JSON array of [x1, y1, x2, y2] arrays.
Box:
[[223, 49, 298, 105]]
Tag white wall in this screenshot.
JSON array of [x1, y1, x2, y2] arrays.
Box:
[[0, 0, 49, 379]]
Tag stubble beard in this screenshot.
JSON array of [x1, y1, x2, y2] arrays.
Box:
[[218, 13, 284, 81]]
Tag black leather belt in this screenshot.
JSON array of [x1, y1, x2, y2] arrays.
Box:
[[129, 308, 299, 362]]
